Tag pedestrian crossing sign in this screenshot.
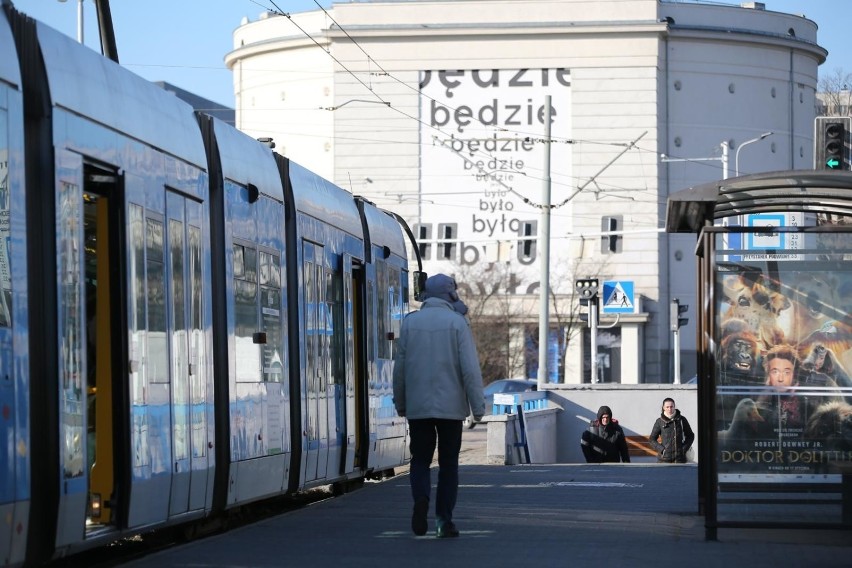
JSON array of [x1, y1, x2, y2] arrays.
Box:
[[602, 280, 635, 314]]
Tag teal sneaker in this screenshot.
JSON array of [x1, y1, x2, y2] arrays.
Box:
[[436, 520, 459, 538]]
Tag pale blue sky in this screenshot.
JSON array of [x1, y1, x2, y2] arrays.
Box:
[[12, 0, 851, 108]]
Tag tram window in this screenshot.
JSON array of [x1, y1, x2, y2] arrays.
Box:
[[366, 279, 375, 365], [0, 111, 11, 327], [388, 265, 402, 359], [234, 244, 245, 279], [304, 250, 316, 394], [402, 268, 410, 313], [377, 259, 391, 360], [189, 226, 202, 334], [130, 207, 145, 336], [234, 241, 258, 382], [169, 219, 185, 333], [259, 251, 282, 383], [147, 218, 168, 383], [330, 267, 344, 387], [129, 206, 146, 403], [323, 267, 333, 386], [258, 250, 279, 286], [244, 247, 257, 283], [58, 179, 84, 478], [147, 218, 163, 260]]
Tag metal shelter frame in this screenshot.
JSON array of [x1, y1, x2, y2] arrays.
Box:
[[666, 169, 852, 540]]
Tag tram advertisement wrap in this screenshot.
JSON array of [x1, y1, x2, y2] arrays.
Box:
[[714, 232, 852, 475]]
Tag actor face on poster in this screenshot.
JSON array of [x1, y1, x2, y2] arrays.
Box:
[[715, 265, 852, 475]]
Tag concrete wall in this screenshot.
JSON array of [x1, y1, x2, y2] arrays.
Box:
[[483, 385, 698, 464], [547, 384, 698, 463], [484, 408, 559, 465]]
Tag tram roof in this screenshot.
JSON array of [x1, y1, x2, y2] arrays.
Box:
[[666, 170, 852, 233]]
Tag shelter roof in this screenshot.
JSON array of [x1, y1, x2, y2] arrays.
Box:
[[666, 170, 852, 233]]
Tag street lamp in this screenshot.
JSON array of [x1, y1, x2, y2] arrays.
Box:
[[57, 0, 84, 44], [320, 99, 391, 111], [734, 131, 773, 177], [660, 140, 730, 179]]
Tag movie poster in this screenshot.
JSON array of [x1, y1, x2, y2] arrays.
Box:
[[714, 227, 852, 476]]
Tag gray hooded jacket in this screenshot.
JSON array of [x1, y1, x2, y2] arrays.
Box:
[[392, 297, 485, 421]]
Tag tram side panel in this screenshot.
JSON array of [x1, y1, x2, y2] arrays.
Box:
[[2, 3, 412, 565], [286, 162, 369, 489], [296, 217, 362, 485], [51, 123, 214, 531], [202, 117, 292, 507], [18, 16, 216, 559], [359, 202, 410, 473], [0, 7, 29, 566]]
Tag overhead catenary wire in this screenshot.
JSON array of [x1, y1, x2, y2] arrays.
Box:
[[256, 0, 648, 204]]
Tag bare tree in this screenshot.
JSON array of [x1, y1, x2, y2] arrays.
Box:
[[445, 252, 610, 384], [539, 255, 611, 382], [450, 261, 534, 384], [817, 67, 852, 116]]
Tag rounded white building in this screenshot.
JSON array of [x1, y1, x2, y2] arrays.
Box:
[[226, 0, 826, 384]]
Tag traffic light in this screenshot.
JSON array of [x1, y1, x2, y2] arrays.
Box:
[[824, 121, 845, 170], [815, 117, 851, 170], [575, 278, 599, 305], [670, 298, 688, 331]]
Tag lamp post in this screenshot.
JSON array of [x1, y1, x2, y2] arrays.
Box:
[[734, 131, 773, 177], [58, 0, 84, 44], [660, 141, 730, 179]]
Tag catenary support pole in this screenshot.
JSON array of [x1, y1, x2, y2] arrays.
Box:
[[537, 96, 552, 388], [590, 297, 599, 384]]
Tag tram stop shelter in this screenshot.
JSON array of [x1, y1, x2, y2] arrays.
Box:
[[666, 170, 852, 540]]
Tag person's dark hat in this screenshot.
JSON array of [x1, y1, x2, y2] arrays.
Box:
[[597, 406, 613, 421], [423, 274, 458, 303]]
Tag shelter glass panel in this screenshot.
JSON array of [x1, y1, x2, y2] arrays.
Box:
[[713, 228, 852, 525]]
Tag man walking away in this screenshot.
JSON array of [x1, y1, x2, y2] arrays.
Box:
[[393, 274, 485, 538]]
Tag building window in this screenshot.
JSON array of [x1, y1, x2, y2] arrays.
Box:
[[517, 220, 537, 264], [583, 327, 622, 384], [437, 223, 457, 260], [415, 223, 431, 260], [601, 216, 623, 254]]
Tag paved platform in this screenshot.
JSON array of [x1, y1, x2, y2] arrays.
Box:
[[124, 464, 851, 568]]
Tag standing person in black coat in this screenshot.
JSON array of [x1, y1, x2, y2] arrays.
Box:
[[580, 406, 631, 463], [649, 398, 695, 463]]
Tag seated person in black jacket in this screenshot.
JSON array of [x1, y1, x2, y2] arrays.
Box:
[[580, 405, 630, 463]]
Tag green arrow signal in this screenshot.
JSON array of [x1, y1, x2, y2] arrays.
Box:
[[827, 158, 840, 168]]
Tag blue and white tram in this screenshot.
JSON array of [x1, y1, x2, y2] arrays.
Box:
[[0, 4, 422, 566], [0, 6, 28, 567]]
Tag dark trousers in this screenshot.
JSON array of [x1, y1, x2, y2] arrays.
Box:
[[408, 418, 463, 523]]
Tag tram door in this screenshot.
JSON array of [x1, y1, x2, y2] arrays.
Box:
[[342, 258, 364, 474], [166, 191, 207, 516], [85, 186, 116, 530], [55, 160, 122, 548], [302, 241, 331, 481]]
